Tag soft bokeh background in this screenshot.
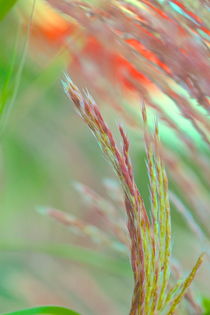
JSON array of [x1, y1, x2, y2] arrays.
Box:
[[0, 1, 209, 314]]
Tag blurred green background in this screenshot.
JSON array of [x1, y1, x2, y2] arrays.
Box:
[[0, 1, 209, 314]]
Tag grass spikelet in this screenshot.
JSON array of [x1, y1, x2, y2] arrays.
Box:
[[63, 76, 204, 314], [166, 253, 205, 315]]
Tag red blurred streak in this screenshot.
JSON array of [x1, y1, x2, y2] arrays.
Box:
[[30, 17, 76, 43], [169, 0, 210, 37], [43, 24, 76, 42], [126, 38, 171, 75], [75, 36, 152, 91], [200, 26, 210, 36], [169, 0, 203, 25], [141, 0, 170, 20], [113, 55, 152, 90], [140, 0, 210, 38], [31, 16, 155, 91], [134, 24, 156, 39]]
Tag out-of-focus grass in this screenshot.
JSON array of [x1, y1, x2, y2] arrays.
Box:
[[0, 4, 132, 314], [0, 0, 36, 136], [0, 242, 130, 276], [0, 1, 209, 314]]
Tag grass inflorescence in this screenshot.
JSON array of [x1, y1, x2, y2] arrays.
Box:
[[62, 75, 204, 315]]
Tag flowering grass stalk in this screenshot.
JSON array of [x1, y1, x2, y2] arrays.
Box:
[[62, 75, 204, 315]]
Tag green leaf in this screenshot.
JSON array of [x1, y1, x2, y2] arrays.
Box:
[[202, 297, 210, 315], [1, 306, 80, 315], [0, 0, 19, 21]]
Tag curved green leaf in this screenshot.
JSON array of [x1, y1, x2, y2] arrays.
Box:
[[0, 0, 19, 21], [2, 306, 80, 315]]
